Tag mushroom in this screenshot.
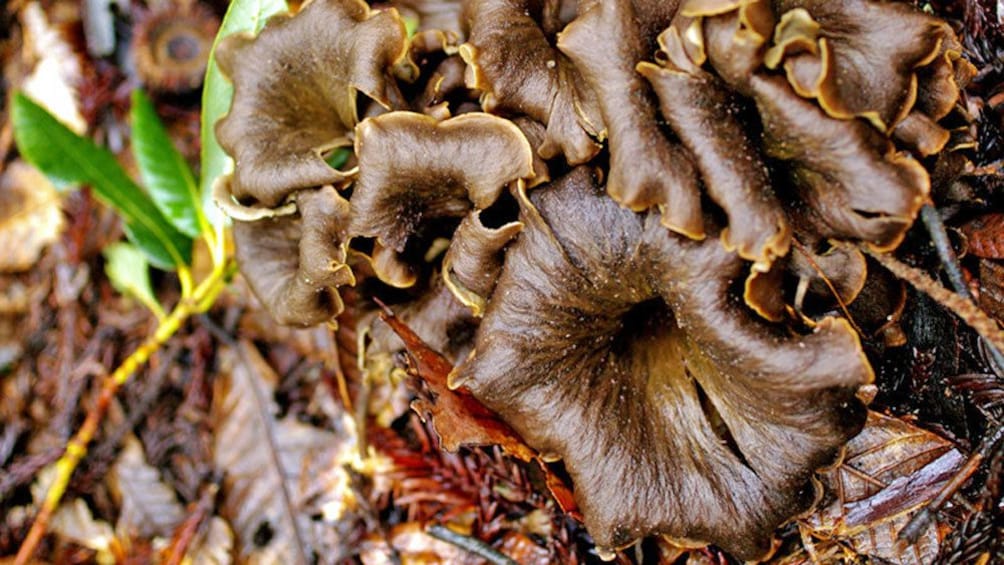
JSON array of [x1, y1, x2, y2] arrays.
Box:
[[214, 0, 412, 211], [349, 111, 533, 254], [558, 0, 705, 238], [233, 186, 355, 326], [452, 167, 873, 560], [210, 0, 970, 557], [131, 1, 219, 93], [460, 0, 603, 164]]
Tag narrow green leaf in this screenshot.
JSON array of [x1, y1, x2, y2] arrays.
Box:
[[12, 93, 192, 270], [130, 90, 204, 238], [199, 0, 288, 227], [324, 148, 351, 170], [103, 242, 165, 319]]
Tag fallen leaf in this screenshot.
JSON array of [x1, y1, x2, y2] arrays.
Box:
[[378, 309, 535, 462], [108, 435, 185, 539], [211, 342, 358, 565], [186, 516, 234, 565], [49, 498, 116, 560], [801, 411, 965, 565], [19, 2, 86, 134], [0, 160, 63, 273], [978, 260, 1004, 326], [358, 522, 483, 565], [962, 213, 1004, 259]]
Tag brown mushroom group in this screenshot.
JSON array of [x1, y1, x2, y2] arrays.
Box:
[[213, 0, 971, 559]]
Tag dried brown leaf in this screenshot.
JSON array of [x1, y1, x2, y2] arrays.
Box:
[[378, 309, 535, 462], [358, 522, 483, 565], [211, 342, 357, 565], [978, 260, 1004, 326], [49, 498, 115, 558], [962, 213, 1004, 259], [19, 3, 86, 134], [108, 436, 185, 539], [0, 161, 63, 273], [186, 516, 234, 565], [802, 411, 965, 565]]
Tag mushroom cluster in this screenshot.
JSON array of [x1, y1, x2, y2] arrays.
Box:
[[213, 0, 970, 559]]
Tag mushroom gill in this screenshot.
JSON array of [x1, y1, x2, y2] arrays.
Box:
[[452, 167, 872, 560]]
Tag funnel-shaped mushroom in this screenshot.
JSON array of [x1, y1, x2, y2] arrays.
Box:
[[766, 0, 950, 132], [460, 0, 603, 164], [452, 167, 872, 560], [349, 111, 534, 253], [689, 0, 932, 250], [215, 0, 411, 209], [233, 186, 355, 326], [558, 0, 705, 238], [639, 23, 790, 271]]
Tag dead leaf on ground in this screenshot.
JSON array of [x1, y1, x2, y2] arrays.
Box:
[[18, 2, 86, 134], [0, 160, 63, 273], [357, 522, 484, 565], [801, 410, 965, 565], [378, 310, 534, 462], [49, 498, 115, 561], [978, 260, 1004, 326], [962, 213, 1004, 259], [108, 435, 185, 539], [186, 516, 234, 565], [211, 341, 358, 565]]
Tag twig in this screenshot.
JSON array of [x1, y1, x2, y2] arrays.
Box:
[[920, 205, 970, 299], [918, 204, 1004, 372], [790, 238, 864, 335], [898, 422, 1004, 543], [425, 523, 518, 565], [162, 482, 219, 565], [860, 247, 1004, 356]]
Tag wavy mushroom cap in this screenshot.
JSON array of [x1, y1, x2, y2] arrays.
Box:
[[674, 0, 938, 250], [349, 111, 534, 253], [766, 0, 951, 132], [460, 0, 603, 164], [215, 0, 411, 209], [452, 167, 872, 560], [233, 187, 355, 326], [558, 0, 705, 239]]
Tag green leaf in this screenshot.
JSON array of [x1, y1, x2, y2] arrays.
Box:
[[130, 90, 204, 239], [103, 242, 165, 319], [324, 147, 351, 170], [12, 93, 192, 270], [200, 0, 288, 228]]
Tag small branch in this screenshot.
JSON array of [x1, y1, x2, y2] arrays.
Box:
[[918, 204, 1004, 372], [425, 523, 517, 565], [920, 205, 971, 300], [162, 482, 219, 565], [13, 262, 233, 565]]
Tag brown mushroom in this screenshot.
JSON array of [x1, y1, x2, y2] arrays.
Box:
[[460, 0, 603, 164], [765, 0, 951, 132], [214, 0, 412, 210], [452, 167, 872, 560], [686, 0, 932, 250], [233, 186, 355, 326], [557, 0, 705, 238], [348, 111, 533, 254]]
